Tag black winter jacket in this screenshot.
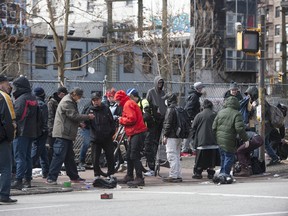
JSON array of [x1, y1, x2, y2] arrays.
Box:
[[184, 87, 202, 122], [12, 77, 38, 138], [87, 103, 116, 142], [162, 103, 178, 138], [47, 92, 62, 136]]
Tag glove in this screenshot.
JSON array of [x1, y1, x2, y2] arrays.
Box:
[[244, 141, 250, 148], [162, 136, 167, 145]]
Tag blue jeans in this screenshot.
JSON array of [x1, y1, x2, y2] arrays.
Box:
[[219, 148, 235, 176], [265, 133, 279, 161], [48, 138, 79, 181], [0, 140, 12, 199], [31, 133, 49, 176], [13, 136, 34, 181], [80, 128, 90, 163]]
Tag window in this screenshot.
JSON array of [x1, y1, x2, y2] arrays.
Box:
[[87, 0, 96, 12], [123, 52, 134, 73], [226, 13, 243, 36], [53, 47, 58, 70], [275, 43, 281, 53], [275, 25, 280, 36], [172, 55, 182, 75], [71, 49, 82, 70], [142, 53, 152, 74], [275, 60, 280, 72], [35, 46, 47, 69], [275, 6, 280, 18], [90, 51, 101, 73], [195, 48, 213, 69]]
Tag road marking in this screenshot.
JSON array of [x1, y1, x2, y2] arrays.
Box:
[[231, 211, 288, 216], [124, 190, 288, 200], [0, 204, 69, 212]]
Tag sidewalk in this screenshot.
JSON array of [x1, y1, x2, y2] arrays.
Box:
[[10, 156, 288, 196]]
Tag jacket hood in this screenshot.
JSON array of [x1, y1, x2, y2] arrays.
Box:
[[224, 96, 240, 110], [12, 76, 31, 98], [153, 75, 164, 92], [114, 90, 130, 107], [162, 92, 177, 105], [245, 86, 258, 101], [188, 86, 202, 97]]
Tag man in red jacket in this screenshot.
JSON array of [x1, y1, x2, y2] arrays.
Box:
[[114, 90, 147, 187]]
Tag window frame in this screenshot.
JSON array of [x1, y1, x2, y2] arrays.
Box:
[[35, 46, 47, 69], [71, 48, 82, 70]]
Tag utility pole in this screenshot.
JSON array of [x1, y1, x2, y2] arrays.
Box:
[[258, 8, 266, 163], [106, 0, 113, 83], [281, 1, 288, 97], [161, 0, 170, 84]]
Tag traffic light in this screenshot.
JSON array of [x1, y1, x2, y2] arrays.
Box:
[[278, 72, 283, 83], [236, 30, 260, 53], [242, 30, 259, 53]]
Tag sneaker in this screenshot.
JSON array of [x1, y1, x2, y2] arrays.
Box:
[[267, 158, 281, 166], [192, 173, 203, 179], [127, 177, 145, 187], [46, 179, 57, 185], [11, 180, 23, 190], [70, 177, 86, 183], [118, 163, 127, 172], [144, 170, 155, 177], [0, 197, 17, 205], [162, 177, 182, 183], [118, 175, 134, 184], [77, 163, 86, 172], [23, 180, 31, 188]]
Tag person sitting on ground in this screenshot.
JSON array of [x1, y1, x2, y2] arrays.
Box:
[[191, 99, 219, 180], [162, 93, 183, 183]]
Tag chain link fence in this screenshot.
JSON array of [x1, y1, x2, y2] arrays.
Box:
[[29, 79, 288, 163]]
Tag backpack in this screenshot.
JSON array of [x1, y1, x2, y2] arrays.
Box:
[[269, 104, 284, 128], [139, 100, 161, 128], [175, 106, 191, 139]]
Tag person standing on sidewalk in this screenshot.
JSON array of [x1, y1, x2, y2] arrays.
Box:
[[31, 87, 49, 179], [11, 76, 39, 190], [114, 90, 147, 187], [182, 82, 205, 155], [47, 86, 68, 164], [212, 96, 249, 181], [0, 75, 17, 204], [86, 92, 116, 180], [161, 93, 183, 183], [46, 87, 95, 184], [190, 99, 219, 180]]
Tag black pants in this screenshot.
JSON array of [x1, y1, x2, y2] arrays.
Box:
[[126, 132, 145, 178], [91, 138, 115, 177], [144, 127, 158, 170]]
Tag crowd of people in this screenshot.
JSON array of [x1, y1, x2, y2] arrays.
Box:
[[0, 75, 287, 205]]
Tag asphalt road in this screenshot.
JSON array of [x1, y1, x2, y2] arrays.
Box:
[[2, 177, 288, 216]]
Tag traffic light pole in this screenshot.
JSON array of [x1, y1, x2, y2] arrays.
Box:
[[258, 9, 266, 163], [281, 3, 287, 96]]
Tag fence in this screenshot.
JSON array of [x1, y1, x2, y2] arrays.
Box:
[[29, 79, 288, 163]]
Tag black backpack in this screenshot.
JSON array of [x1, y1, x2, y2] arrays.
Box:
[[36, 100, 47, 137], [175, 106, 191, 139]]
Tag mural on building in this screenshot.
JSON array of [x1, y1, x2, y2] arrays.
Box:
[[0, 0, 27, 36]]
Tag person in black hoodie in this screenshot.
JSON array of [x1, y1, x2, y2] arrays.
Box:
[[31, 87, 49, 179], [46, 86, 68, 164], [11, 76, 38, 190], [86, 92, 116, 180], [182, 82, 205, 154]]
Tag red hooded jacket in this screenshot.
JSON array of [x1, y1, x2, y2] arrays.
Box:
[[114, 90, 147, 136]]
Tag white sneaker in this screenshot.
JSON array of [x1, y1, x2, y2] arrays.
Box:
[[144, 170, 155, 177]]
